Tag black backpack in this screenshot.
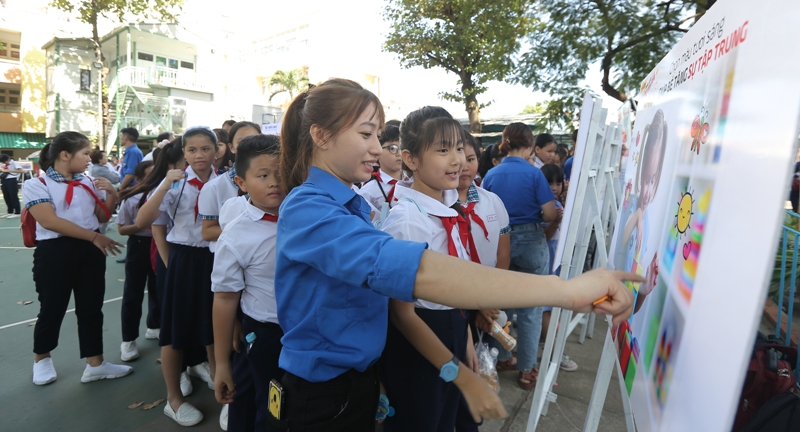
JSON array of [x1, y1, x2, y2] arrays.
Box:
[[740, 391, 800, 432]]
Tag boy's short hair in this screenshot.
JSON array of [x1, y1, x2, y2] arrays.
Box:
[[540, 163, 564, 184], [236, 135, 280, 179], [121, 127, 139, 143]]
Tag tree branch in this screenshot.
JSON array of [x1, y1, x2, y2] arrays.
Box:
[[425, 52, 461, 75]]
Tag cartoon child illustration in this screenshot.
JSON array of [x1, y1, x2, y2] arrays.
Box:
[[614, 109, 668, 311]]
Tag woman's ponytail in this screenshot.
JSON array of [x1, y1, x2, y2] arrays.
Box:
[[280, 91, 312, 194]]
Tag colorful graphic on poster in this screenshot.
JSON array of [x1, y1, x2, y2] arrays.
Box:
[[604, 2, 800, 430]]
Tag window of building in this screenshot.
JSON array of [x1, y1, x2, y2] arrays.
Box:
[[119, 54, 127, 66], [0, 41, 21, 61], [168, 59, 178, 69], [137, 52, 154, 62], [0, 87, 21, 107], [156, 56, 167, 66], [80, 69, 91, 91], [180, 61, 194, 70]]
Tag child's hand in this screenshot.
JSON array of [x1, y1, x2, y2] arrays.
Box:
[[475, 309, 499, 333], [93, 177, 116, 195], [92, 234, 124, 256], [466, 342, 479, 373], [564, 268, 643, 325], [163, 169, 185, 188], [556, 207, 564, 222], [214, 366, 236, 404], [458, 368, 507, 421]]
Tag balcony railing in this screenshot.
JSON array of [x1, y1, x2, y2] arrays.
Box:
[[117, 66, 210, 92]]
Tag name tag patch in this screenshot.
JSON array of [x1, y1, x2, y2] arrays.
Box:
[[487, 214, 498, 222]]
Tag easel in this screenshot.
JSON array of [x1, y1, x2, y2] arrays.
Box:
[[526, 94, 629, 431]]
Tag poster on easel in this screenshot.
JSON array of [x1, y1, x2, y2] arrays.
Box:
[[606, 1, 800, 431]]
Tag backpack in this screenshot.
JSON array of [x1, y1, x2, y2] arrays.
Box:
[[740, 392, 800, 432], [21, 177, 46, 248], [733, 332, 798, 431]]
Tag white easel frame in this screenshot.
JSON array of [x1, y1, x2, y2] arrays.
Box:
[[526, 93, 629, 431]]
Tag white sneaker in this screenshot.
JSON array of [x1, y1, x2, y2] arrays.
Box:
[[7, 214, 20, 219], [219, 404, 228, 431], [81, 361, 133, 383], [164, 401, 203, 427], [32, 358, 57, 385], [180, 371, 193, 397], [145, 328, 160, 340], [187, 361, 214, 390], [120, 340, 139, 361]]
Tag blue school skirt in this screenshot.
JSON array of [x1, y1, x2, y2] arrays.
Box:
[[159, 243, 214, 349], [380, 308, 468, 432]]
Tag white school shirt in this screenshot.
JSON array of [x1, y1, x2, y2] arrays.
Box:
[[357, 170, 404, 212], [219, 195, 248, 230], [381, 183, 469, 310], [3, 159, 22, 180], [157, 166, 217, 247], [198, 167, 239, 252], [458, 184, 510, 268], [211, 200, 279, 324], [22, 171, 107, 241], [117, 193, 152, 237]]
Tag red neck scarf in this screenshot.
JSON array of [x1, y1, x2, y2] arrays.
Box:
[[187, 178, 204, 222], [63, 179, 111, 219], [261, 213, 278, 222], [439, 213, 481, 264], [462, 202, 489, 240]]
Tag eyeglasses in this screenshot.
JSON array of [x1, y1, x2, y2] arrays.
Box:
[[382, 144, 400, 155]]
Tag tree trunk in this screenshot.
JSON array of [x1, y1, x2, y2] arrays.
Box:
[[461, 76, 481, 133]]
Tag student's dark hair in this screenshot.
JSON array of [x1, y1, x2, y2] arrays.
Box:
[[571, 129, 579, 143], [181, 126, 218, 150], [477, 143, 505, 179], [534, 133, 556, 150], [213, 128, 229, 145], [222, 119, 236, 128], [121, 127, 139, 143], [235, 135, 280, 179], [399, 106, 461, 175], [152, 147, 162, 162], [280, 78, 385, 194], [556, 144, 568, 165], [463, 132, 481, 156], [119, 139, 184, 203], [228, 121, 262, 147], [157, 132, 173, 142], [90, 149, 105, 164], [0, 154, 9, 163], [498, 122, 533, 156], [39, 131, 91, 171], [133, 160, 154, 180], [380, 124, 400, 145], [541, 163, 564, 185], [386, 119, 401, 129]]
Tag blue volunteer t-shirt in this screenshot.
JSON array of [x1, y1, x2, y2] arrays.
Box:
[[121, 144, 143, 186], [482, 156, 555, 225], [563, 156, 574, 181]]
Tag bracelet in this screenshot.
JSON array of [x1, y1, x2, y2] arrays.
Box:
[[91, 232, 99, 243]]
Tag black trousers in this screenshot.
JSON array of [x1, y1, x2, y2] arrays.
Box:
[[32, 236, 106, 358], [228, 315, 284, 432], [281, 365, 379, 432], [1, 176, 20, 214], [120, 235, 158, 341]]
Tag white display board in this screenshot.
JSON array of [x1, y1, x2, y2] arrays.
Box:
[[606, 1, 800, 431], [261, 123, 281, 135]]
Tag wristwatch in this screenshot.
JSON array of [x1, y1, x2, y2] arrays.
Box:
[[439, 355, 460, 382]]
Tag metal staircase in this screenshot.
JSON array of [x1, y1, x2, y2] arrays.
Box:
[[104, 83, 171, 154]]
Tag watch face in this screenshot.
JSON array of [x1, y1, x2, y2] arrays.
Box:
[[440, 363, 458, 382]]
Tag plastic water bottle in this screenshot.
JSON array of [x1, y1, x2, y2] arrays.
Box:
[[246, 332, 256, 354]]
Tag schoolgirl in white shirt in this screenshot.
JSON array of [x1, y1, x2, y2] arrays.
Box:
[[22, 131, 131, 386], [137, 126, 219, 426], [379, 107, 485, 432], [212, 135, 286, 431], [199, 121, 261, 248]]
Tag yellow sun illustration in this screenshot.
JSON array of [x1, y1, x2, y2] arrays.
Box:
[[675, 190, 695, 234]]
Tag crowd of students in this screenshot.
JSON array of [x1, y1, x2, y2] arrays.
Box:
[[20, 78, 640, 432]]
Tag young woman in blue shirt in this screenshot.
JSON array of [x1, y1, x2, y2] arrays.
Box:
[[276, 78, 642, 431]]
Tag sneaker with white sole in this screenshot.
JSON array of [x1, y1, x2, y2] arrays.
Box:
[[164, 401, 203, 427], [220, 404, 228, 431], [145, 328, 160, 340], [7, 214, 20, 219], [560, 354, 579, 372], [180, 371, 193, 397], [81, 361, 133, 383], [187, 361, 214, 390], [120, 341, 139, 361], [33, 358, 57, 385]]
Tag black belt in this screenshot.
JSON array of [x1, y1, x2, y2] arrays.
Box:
[[243, 313, 281, 330]]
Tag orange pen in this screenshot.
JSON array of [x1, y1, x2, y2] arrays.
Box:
[[592, 295, 610, 306]]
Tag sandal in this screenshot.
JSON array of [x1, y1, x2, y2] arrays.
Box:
[[518, 368, 539, 390], [496, 356, 518, 372]]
